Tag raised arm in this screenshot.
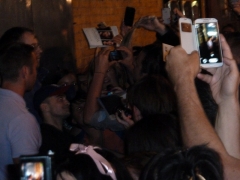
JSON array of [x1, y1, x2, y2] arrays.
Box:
[[165, 45, 240, 179], [83, 48, 115, 126], [197, 35, 240, 159]]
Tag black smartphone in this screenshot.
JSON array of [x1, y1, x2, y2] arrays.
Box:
[[20, 156, 52, 180], [124, 7, 136, 27], [97, 95, 123, 115], [109, 50, 123, 61]]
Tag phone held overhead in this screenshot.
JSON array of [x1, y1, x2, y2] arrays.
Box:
[[179, 17, 223, 68]]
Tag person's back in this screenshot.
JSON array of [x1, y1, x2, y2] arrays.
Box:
[[0, 27, 44, 123], [0, 43, 41, 179]]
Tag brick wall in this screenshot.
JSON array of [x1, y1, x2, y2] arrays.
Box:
[[72, 0, 163, 72]]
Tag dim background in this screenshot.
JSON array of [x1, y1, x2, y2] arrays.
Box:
[[0, 0, 238, 72]]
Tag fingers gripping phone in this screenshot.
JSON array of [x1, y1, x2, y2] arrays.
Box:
[[179, 18, 223, 68]]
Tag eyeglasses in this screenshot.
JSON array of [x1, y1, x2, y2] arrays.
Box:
[[61, 82, 77, 87], [31, 43, 41, 50]]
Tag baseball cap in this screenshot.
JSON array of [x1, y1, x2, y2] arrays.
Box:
[[33, 84, 74, 111]]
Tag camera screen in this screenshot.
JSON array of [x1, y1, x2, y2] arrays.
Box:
[[109, 51, 123, 61], [21, 162, 44, 180], [195, 22, 222, 64], [20, 156, 51, 180]]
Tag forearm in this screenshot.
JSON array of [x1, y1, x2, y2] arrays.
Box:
[[215, 97, 240, 159], [83, 73, 105, 125], [175, 78, 227, 154]]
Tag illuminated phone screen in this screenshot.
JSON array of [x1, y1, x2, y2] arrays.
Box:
[[195, 22, 222, 64], [21, 162, 44, 180]]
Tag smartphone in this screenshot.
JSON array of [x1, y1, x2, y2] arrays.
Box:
[[162, 8, 171, 24], [194, 18, 223, 68], [20, 156, 52, 180], [124, 7, 135, 27], [97, 95, 123, 115], [179, 18, 223, 68], [109, 50, 123, 61]]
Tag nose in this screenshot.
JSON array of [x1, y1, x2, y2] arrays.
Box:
[[63, 97, 70, 106]]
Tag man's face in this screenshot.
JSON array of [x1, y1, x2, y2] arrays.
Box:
[[45, 94, 70, 119], [25, 52, 38, 91], [20, 32, 42, 63]]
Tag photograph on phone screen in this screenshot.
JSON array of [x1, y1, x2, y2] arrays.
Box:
[[195, 22, 222, 64], [21, 162, 44, 180]]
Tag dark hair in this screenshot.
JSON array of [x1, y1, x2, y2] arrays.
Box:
[[0, 27, 34, 49], [140, 43, 167, 78], [56, 148, 133, 180], [140, 145, 223, 180], [56, 154, 112, 180], [0, 43, 34, 82], [42, 69, 76, 86], [125, 114, 182, 155], [225, 32, 240, 64], [221, 24, 237, 35], [127, 75, 177, 118]]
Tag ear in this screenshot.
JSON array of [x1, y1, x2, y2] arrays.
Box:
[[133, 106, 142, 122], [20, 66, 30, 79], [40, 103, 50, 113]]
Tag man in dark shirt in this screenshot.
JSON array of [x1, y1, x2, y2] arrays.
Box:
[[34, 84, 76, 163]]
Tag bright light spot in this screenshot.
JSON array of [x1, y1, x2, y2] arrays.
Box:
[[208, 23, 216, 27], [202, 59, 207, 63], [26, 0, 31, 8], [207, 31, 217, 36], [66, 0, 72, 4], [209, 58, 218, 63]]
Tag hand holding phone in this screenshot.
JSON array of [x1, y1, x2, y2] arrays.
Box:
[[179, 18, 223, 68], [109, 50, 123, 61]]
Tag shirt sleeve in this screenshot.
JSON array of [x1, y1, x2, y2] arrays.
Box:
[[8, 113, 41, 158]]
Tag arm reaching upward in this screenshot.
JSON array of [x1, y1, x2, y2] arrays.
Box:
[[165, 45, 240, 179], [197, 35, 240, 159]]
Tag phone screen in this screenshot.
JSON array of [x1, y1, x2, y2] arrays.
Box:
[[195, 22, 222, 65], [20, 156, 52, 180]]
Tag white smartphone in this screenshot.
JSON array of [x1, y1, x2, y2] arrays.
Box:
[[194, 18, 223, 68], [179, 18, 223, 68], [162, 8, 171, 25]]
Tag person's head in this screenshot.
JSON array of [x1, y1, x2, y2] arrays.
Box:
[[42, 69, 78, 93], [133, 43, 165, 82], [0, 27, 42, 62], [140, 145, 223, 180], [225, 32, 240, 65], [56, 147, 133, 180], [34, 84, 71, 121], [0, 43, 38, 91], [68, 91, 87, 126], [221, 24, 237, 36], [88, 60, 130, 92], [125, 114, 182, 155], [127, 75, 177, 121]]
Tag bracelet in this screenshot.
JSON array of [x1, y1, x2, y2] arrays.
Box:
[[94, 72, 105, 75]]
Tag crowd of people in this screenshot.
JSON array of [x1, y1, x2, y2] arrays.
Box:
[[1, 2, 240, 180]]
